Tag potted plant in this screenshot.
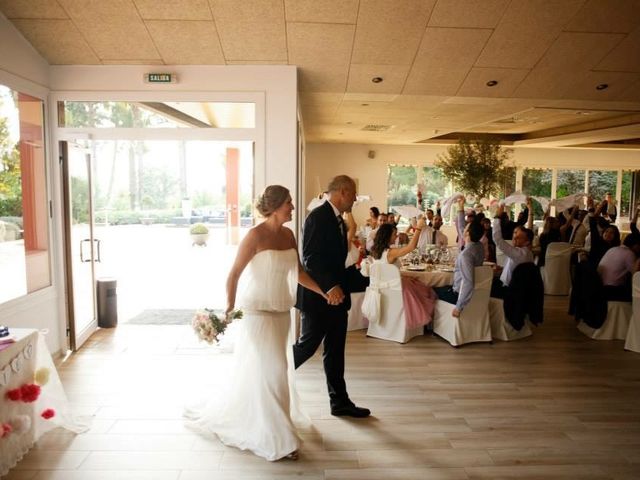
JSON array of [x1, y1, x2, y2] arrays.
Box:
[[190, 222, 209, 246]]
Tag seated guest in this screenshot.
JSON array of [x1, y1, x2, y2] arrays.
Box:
[[370, 221, 437, 328], [601, 192, 617, 223], [491, 203, 534, 299], [562, 206, 588, 247], [597, 234, 640, 301], [366, 212, 388, 252], [455, 197, 475, 249], [537, 215, 562, 267], [480, 217, 497, 263], [417, 214, 448, 250], [499, 204, 529, 240], [366, 206, 380, 228], [433, 220, 484, 317], [586, 202, 620, 267], [344, 212, 369, 293]]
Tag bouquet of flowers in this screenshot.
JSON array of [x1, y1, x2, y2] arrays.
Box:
[[192, 308, 243, 344]]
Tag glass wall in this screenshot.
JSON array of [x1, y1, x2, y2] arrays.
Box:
[[588, 170, 617, 201], [523, 168, 552, 217], [421, 166, 452, 210], [0, 84, 51, 304], [387, 165, 417, 211], [557, 169, 586, 199]]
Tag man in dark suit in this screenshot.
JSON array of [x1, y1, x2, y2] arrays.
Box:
[[294, 175, 371, 418]]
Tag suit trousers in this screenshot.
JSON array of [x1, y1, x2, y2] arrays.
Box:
[[293, 307, 349, 408]]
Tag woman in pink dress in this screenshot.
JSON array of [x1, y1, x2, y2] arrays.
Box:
[[369, 220, 437, 328]]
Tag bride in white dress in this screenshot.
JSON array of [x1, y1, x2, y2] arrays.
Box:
[[184, 185, 330, 461]]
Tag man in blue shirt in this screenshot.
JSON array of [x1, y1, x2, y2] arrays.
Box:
[[434, 220, 485, 317]]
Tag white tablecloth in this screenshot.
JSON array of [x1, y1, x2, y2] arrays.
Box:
[[0, 328, 87, 476], [400, 267, 454, 287]]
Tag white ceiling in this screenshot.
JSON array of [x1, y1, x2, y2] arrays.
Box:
[[2, 0, 640, 148]]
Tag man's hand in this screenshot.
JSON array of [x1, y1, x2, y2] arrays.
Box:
[[452, 308, 461, 318], [326, 286, 345, 305], [495, 203, 504, 217], [416, 217, 427, 230]]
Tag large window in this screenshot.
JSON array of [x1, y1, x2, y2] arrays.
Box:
[[523, 168, 552, 217], [387, 165, 417, 211], [557, 169, 586, 199], [0, 85, 50, 304], [622, 171, 633, 218], [588, 170, 617, 201], [421, 166, 452, 210]]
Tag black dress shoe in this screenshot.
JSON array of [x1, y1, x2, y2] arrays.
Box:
[[331, 404, 371, 418]]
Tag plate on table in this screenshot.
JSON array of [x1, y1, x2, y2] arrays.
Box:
[[437, 266, 455, 272], [406, 265, 426, 271], [483, 261, 496, 267]]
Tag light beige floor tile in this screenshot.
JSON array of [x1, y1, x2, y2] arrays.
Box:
[[31, 471, 180, 480], [325, 467, 469, 479], [32, 433, 196, 451], [465, 464, 609, 479], [358, 448, 493, 468], [79, 451, 222, 470], [11, 451, 90, 470]]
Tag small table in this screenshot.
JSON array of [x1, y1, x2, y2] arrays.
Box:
[[0, 329, 87, 476], [401, 266, 454, 287]]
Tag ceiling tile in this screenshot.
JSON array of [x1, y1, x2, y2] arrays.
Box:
[[288, 22, 355, 91], [571, 71, 640, 101], [58, 0, 161, 60], [596, 26, 640, 72], [10, 19, 100, 64], [404, 27, 492, 95], [284, 0, 358, 24], [428, 0, 510, 28], [0, 0, 68, 18], [514, 32, 627, 99], [226, 60, 287, 65], [347, 64, 410, 94], [457, 67, 530, 97], [618, 78, 640, 102], [134, 0, 212, 20], [351, 0, 436, 65], [146, 20, 224, 64], [565, 0, 640, 33], [299, 92, 345, 106], [475, 0, 585, 69], [210, 0, 286, 61]]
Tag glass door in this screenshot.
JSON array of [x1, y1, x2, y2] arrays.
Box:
[[61, 141, 101, 350]]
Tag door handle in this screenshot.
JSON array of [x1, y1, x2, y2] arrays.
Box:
[[80, 239, 100, 262]]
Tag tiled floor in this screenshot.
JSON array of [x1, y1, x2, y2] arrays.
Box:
[[5, 296, 640, 479]]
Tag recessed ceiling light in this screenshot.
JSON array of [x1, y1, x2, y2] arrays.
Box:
[[371, 77, 383, 83], [346, 121, 352, 125], [596, 83, 609, 90], [486, 80, 498, 87], [361, 103, 369, 107]]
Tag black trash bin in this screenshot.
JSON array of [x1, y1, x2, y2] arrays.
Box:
[[97, 277, 118, 328]]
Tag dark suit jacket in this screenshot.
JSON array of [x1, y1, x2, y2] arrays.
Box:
[[503, 262, 544, 329], [296, 201, 352, 312]]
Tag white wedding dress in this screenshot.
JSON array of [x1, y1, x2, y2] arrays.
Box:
[[184, 248, 304, 461]]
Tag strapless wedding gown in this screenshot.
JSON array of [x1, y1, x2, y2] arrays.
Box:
[[184, 249, 303, 461]]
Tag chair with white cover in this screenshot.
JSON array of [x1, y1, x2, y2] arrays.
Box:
[[624, 272, 640, 353], [541, 242, 572, 295], [578, 301, 632, 340], [433, 266, 493, 346], [365, 262, 422, 344], [347, 292, 368, 331], [489, 298, 533, 341]]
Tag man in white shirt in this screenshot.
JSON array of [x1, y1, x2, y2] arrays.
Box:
[[366, 212, 388, 252], [417, 214, 448, 251], [491, 204, 535, 298]]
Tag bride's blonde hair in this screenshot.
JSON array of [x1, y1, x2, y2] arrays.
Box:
[[255, 185, 290, 217]]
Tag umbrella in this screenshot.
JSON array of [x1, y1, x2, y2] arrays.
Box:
[[392, 205, 423, 218]]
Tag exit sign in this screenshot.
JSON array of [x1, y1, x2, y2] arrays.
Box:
[[145, 73, 176, 83]]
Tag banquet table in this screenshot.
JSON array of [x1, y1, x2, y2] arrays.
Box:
[[0, 328, 87, 476], [400, 266, 454, 287]]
